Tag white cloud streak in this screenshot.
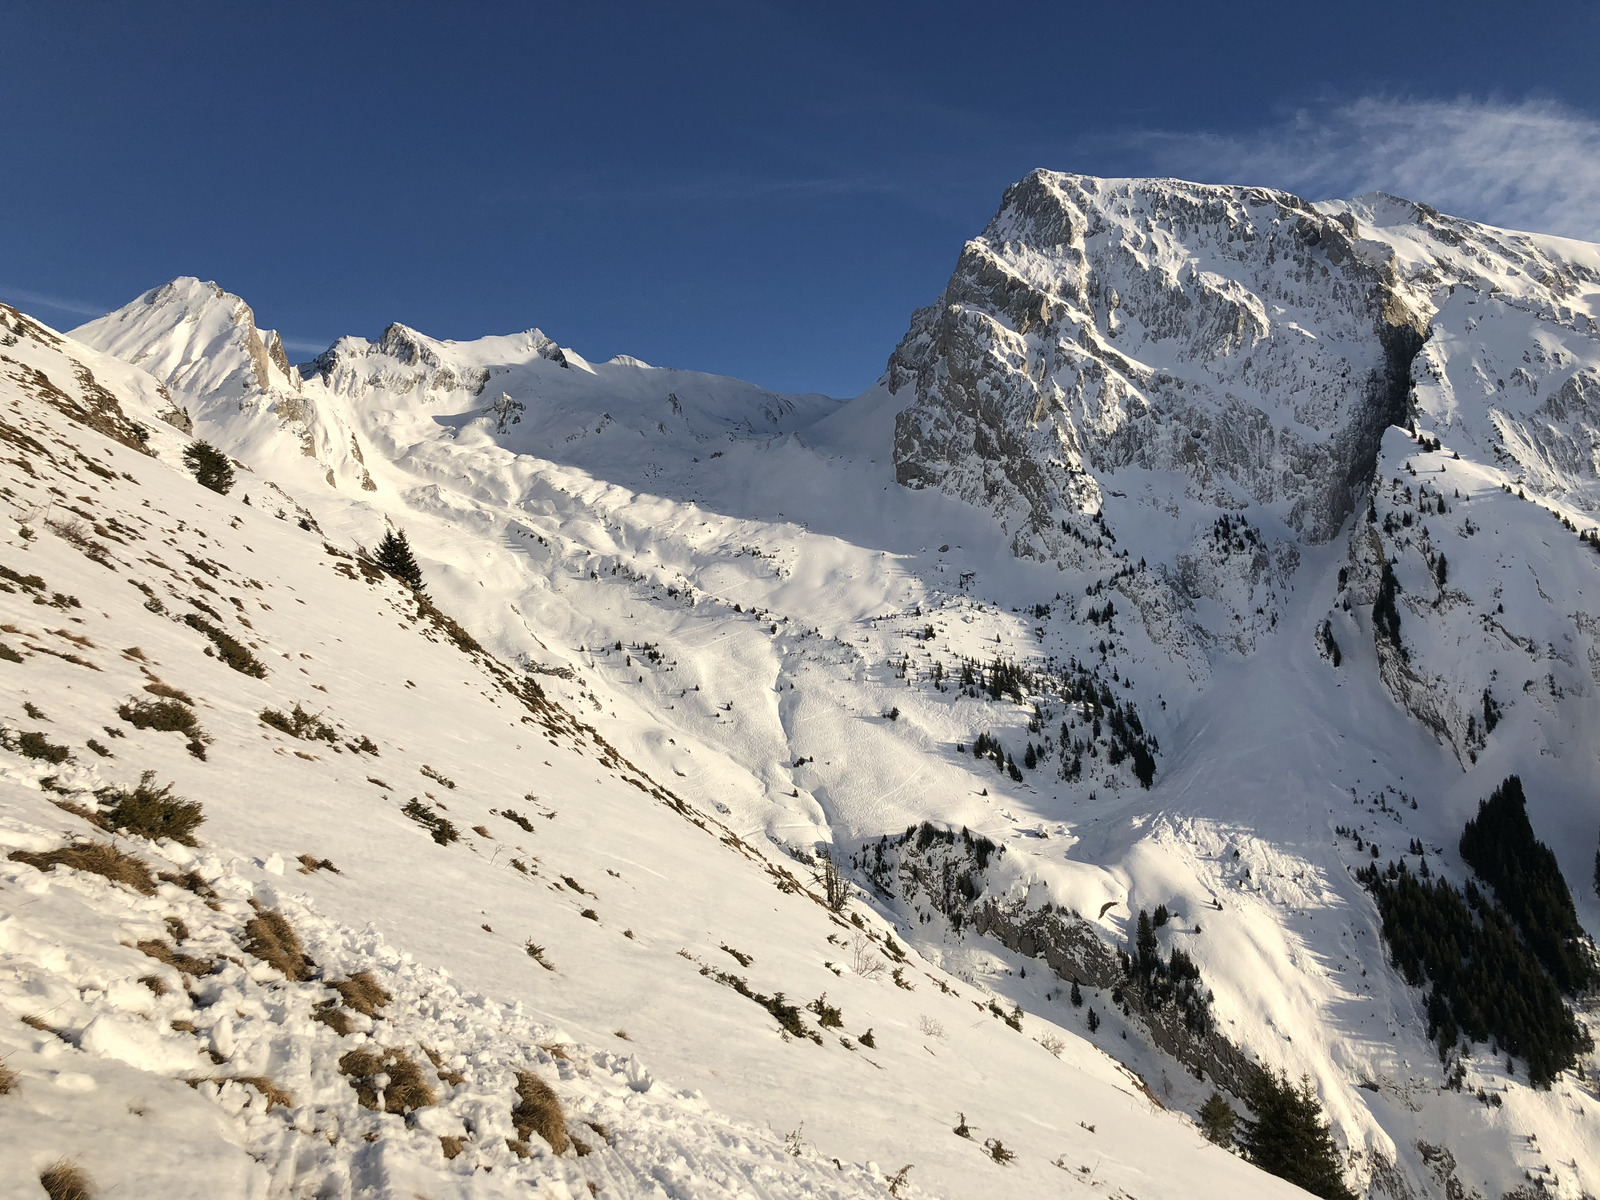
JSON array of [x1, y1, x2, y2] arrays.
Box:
[[1138, 96, 1600, 242], [0, 285, 111, 319]]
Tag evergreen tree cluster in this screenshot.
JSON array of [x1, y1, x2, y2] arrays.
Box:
[[1122, 908, 1212, 1034], [1358, 776, 1594, 1088], [1238, 1070, 1355, 1200], [1458, 776, 1594, 993]]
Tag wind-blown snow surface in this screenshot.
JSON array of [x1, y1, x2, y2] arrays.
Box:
[[2, 169, 1598, 1199]]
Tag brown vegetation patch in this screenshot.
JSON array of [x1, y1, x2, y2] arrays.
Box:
[[135, 938, 215, 977], [422, 1046, 467, 1086], [242, 906, 312, 980], [116, 697, 210, 760], [440, 1135, 466, 1159], [512, 1069, 570, 1154], [187, 1074, 294, 1110], [312, 1004, 353, 1036], [338, 1047, 435, 1113], [330, 971, 390, 1016], [40, 1160, 96, 1200], [97, 772, 204, 844], [9, 841, 156, 894]]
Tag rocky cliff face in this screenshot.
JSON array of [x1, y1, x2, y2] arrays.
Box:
[[889, 172, 1428, 563], [889, 173, 1600, 756]]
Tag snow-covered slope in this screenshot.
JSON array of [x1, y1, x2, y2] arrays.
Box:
[[6, 168, 1600, 1200], [1, 301, 1293, 1200]]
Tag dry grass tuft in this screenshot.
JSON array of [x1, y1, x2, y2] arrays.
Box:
[[0, 1059, 15, 1095], [331, 971, 390, 1016], [423, 1046, 466, 1086], [338, 1047, 436, 1113], [157, 869, 216, 898], [312, 1004, 353, 1036], [9, 841, 156, 894], [513, 1069, 570, 1154], [242, 907, 312, 981], [187, 1074, 294, 1110], [440, 1135, 466, 1159], [143, 681, 193, 705], [39, 1160, 95, 1200], [135, 938, 215, 976], [295, 853, 338, 874]]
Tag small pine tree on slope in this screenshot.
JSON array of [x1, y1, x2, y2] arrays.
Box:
[[1239, 1070, 1354, 1200], [1198, 1091, 1237, 1146], [182, 441, 234, 494], [375, 528, 425, 592]]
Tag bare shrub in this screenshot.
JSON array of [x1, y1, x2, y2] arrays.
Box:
[[330, 971, 390, 1016], [97, 772, 204, 844], [512, 1069, 570, 1153], [985, 1137, 1015, 1164], [849, 934, 887, 980], [4, 728, 70, 763], [338, 1047, 435, 1112], [242, 906, 312, 980], [181, 613, 266, 678], [1039, 1033, 1066, 1058], [259, 703, 335, 742], [918, 1014, 946, 1040], [402, 798, 458, 844], [39, 1161, 95, 1200], [9, 841, 155, 894], [116, 697, 210, 760], [820, 851, 848, 911]]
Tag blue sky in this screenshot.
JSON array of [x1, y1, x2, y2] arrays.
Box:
[[3, 1, 1598, 396]]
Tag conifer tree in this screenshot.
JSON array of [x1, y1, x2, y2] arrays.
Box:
[[375, 528, 425, 592], [182, 440, 235, 494], [1198, 1091, 1237, 1146], [1239, 1070, 1354, 1200]]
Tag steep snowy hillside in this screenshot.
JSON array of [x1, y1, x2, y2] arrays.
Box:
[[0, 302, 1294, 1199], [10, 167, 1599, 1200]]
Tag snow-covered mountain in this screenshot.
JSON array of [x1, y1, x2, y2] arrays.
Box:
[[2, 169, 1599, 1200]]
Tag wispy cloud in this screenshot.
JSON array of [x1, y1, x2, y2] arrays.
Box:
[[0, 284, 111, 319], [278, 337, 333, 354], [1129, 96, 1600, 242]]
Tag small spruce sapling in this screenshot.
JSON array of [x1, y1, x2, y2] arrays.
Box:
[[374, 528, 425, 592], [1198, 1091, 1237, 1145], [182, 441, 235, 494]]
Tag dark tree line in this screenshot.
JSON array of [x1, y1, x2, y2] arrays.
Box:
[[1359, 775, 1595, 1088], [1458, 776, 1593, 993]]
